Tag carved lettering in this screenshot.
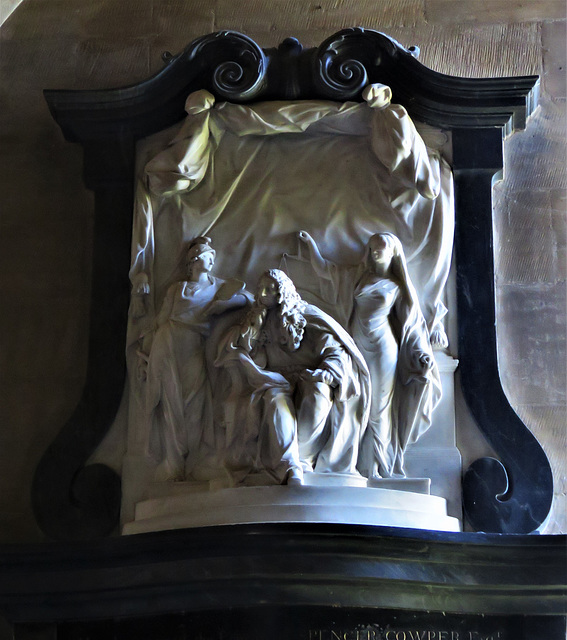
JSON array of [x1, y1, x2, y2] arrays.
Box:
[[308, 629, 382, 640], [466, 633, 504, 640], [307, 627, 504, 640]]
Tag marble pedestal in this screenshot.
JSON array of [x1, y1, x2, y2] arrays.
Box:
[[122, 481, 460, 535], [121, 353, 462, 535]]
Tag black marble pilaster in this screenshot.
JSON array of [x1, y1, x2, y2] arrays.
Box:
[[32, 138, 134, 540], [452, 128, 553, 533]]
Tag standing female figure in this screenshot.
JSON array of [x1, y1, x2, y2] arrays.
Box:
[[145, 237, 249, 481], [296, 231, 441, 478]]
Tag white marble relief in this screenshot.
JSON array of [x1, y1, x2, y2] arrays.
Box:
[[286, 231, 441, 478], [117, 83, 456, 511]]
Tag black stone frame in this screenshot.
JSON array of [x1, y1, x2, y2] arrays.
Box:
[[33, 28, 553, 540], [0, 524, 565, 637]]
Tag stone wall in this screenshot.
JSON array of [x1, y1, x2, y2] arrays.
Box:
[[0, 0, 564, 541]]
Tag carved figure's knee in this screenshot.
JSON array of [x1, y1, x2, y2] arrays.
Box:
[[298, 379, 332, 408]]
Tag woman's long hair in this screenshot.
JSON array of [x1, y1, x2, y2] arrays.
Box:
[[365, 233, 420, 316]]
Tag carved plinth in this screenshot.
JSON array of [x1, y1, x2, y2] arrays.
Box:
[[123, 485, 459, 535]]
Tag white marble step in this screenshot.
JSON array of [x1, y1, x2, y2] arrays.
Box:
[[123, 485, 461, 535]]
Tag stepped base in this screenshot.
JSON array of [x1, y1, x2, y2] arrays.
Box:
[[123, 483, 460, 535]]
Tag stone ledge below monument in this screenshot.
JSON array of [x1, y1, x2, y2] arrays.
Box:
[[122, 485, 460, 535], [0, 524, 564, 627]]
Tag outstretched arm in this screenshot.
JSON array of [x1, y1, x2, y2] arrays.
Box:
[[203, 293, 249, 316], [297, 230, 334, 279]]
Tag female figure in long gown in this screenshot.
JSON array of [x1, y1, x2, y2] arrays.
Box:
[[296, 231, 441, 478], [145, 237, 250, 482]]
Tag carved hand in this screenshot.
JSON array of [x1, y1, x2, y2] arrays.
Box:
[[429, 324, 449, 350], [298, 230, 316, 250], [135, 280, 150, 296], [302, 368, 336, 386], [132, 272, 150, 296]]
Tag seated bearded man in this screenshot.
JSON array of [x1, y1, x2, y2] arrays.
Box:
[[216, 269, 370, 486]]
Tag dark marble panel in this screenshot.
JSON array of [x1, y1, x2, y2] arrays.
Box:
[[0, 524, 564, 625], [52, 609, 567, 640]]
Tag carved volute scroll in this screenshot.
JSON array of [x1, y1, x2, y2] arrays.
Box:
[[36, 28, 550, 540], [311, 28, 538, 131], [187, 31, 268, 100]]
